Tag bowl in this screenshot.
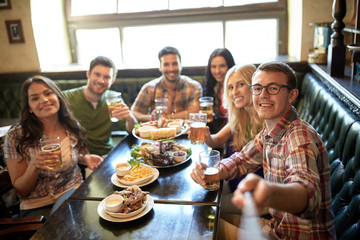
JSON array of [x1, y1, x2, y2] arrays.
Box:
[[104, 194, 124, 213], [167, 121, 182, 133], [116, 163, 131, 177], [172, 150, 187, 163], [138, 126, 156, 138], [171, 119, 184, 126]]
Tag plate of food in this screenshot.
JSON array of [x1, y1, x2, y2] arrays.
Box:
[[130, 140, 191, 168], [111, 164, 160, 188], [98, 186, 154, 222], [132, 119, 188, 141]]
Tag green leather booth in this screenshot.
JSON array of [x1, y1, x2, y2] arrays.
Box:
[[295, 73, 360, 240]]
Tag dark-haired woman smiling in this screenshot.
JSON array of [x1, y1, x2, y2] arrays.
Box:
[[3, 75, 103, 218], [203, 48, 235, 130]]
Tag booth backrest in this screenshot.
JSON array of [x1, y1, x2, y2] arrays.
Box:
[[296, 73, 360, 240], [0, 75, 204, 121]]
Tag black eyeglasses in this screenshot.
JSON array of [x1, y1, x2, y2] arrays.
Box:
[[248, 83, 293, 96]]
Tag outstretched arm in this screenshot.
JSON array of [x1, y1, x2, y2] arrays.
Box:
[[232, 173, 308, 214]]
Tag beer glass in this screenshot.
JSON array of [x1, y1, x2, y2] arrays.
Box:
[[199, 150, 220, 191], [40, 135, 62, 169], [199, 96, 214, 123], [189, 112, 207, 144], [106, 92, 124, 122], [154, 98, 168, 114]]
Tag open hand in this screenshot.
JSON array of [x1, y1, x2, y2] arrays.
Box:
[[84, 154, 103, 170]]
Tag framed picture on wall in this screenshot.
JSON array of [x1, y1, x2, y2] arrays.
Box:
[[0, 0, 12, 10], [5, 20, 25, 44]]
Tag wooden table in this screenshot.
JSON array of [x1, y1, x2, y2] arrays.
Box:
[[31, 134, 223, 240]]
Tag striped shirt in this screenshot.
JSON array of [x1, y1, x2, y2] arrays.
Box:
[[131, 75, 202, 115], [221, 107, 336, 239]]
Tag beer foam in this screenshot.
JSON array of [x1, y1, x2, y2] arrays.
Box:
[[41, 144, 60, 151], [190, 122, 206, 128]]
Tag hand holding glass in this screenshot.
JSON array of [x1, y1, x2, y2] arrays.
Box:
[[189, 113, 207, 144], [40, 135, 62, 169], [199, 150, 220, 191], [106, 93, 124, 122]]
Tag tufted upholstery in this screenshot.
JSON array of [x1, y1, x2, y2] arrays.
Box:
[[296, 73, 360, 239], [0, 78, 153, 120], [0, 75, 204, 121]]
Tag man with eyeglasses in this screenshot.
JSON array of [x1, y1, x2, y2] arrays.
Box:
[[191, 62, 336, 239], [63, 56, 137, 156]]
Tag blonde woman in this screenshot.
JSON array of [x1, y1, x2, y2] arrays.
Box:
[[203, 64, 263, 156]]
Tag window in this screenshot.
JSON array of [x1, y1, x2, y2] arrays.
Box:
[[122, 22, 223, 68], [64, 0, 286, 69]]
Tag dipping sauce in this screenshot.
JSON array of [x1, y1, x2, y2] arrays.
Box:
[[116, 163, 131, 177], [104, 194, 124, 212], [117, 163, 131, 170], [173, 150, 187, 163]]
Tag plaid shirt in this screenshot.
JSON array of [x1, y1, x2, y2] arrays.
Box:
[[3, 126, 86, 208], [131, 75, 202, 115], [221, 107, 336, 239]]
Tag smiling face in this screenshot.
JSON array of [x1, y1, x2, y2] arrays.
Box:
[[227, 72, 252, 110], [28, 82, 60, 120], [210, 56, 229, 84], [252, 70, 298, 130], [86, 64, 114, 96], [159, 54, 182, 83]]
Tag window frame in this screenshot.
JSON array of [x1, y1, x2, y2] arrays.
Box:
[[65, 0, 287, 66]]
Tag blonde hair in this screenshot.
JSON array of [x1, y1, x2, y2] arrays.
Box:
[[223, 64, 264, 151]]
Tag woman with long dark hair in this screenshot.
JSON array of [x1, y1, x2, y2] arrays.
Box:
[[3, 75, 103, 218], [203, 48, 235, 124]]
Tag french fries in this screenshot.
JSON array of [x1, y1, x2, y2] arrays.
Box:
[[118, 164, 153, 182]]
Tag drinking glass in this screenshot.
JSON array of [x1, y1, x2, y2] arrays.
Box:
[[199, 96, 214, 123], [40, 135, 62, 169], [199, 150, 220, 191], [189, 113, 207, 144], [154, 98, 168, 114], [106, 92, 124, 122]]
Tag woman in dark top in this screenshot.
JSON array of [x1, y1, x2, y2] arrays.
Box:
[[203, 48, 235, 132]]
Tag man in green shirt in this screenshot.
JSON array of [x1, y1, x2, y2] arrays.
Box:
[[63, 56, 137, 156]]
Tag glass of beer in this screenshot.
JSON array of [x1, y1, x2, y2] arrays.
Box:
[[106, 92, 124, 122], [40, 135, 62, 169], [199, 150, 220, 191], [154, 98, 168, 114], [189, 113, 207, 144], [199, 96, 214, 123]]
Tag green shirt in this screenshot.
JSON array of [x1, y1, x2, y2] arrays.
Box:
[[63, 86, 122, 156]]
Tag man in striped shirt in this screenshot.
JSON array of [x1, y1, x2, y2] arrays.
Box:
[[191, 62, 336, 239]]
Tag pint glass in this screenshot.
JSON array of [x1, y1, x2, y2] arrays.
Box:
[[40, 135, 62, 169], [189, 113, 207, 144]]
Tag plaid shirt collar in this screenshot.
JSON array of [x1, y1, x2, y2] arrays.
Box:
[[264, 106, 298, 143], [159, 75, 183, 91]]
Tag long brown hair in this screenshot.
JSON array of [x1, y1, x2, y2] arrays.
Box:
[[223, 65, 264, 151], [16, 75, 87, 159]]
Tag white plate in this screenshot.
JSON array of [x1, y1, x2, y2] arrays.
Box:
[[117, 165, 154, 185], [98, 195, 154, 222], [132, 123, 189, 141], [105, 195, 149, 218], [111, 168, 159, 188]]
